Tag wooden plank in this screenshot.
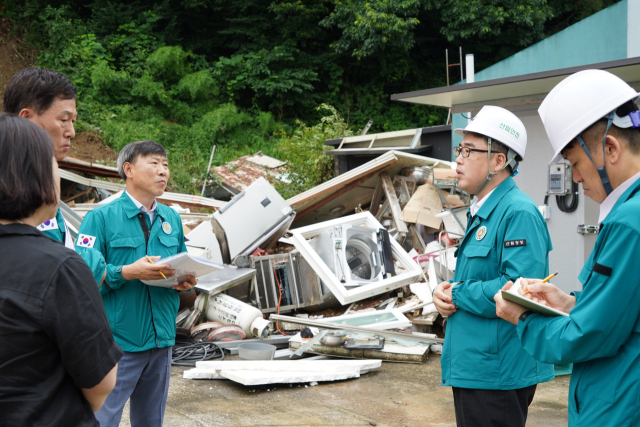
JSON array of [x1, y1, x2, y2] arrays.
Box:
[[375, 200, 390, 221], [295, 169, 382, 220], [287, 153, 397, 207], [410, 224, 427, 253], [369, 176, 384, 217], [380, 173, 408, 234]]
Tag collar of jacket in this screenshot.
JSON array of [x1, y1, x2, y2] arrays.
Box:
[[119, 191, 169, 222], [602, 175, 640, 226], [470, 177, 516, 220]]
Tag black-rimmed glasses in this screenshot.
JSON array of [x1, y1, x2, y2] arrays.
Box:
[[454, 146, 490, 158]]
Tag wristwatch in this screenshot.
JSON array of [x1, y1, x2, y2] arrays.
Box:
[[519, 310, 535, 322]]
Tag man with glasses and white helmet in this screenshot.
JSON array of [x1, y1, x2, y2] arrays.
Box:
[[433, 106, 554, 426], [495, 70, 640, 426]]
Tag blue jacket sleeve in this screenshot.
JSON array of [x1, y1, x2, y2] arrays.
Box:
[[517, 223, 640, 364], [452, 210, 551, 318]]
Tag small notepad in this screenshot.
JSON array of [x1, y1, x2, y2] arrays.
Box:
[[142, 253, 223, 288], [501, 278, 569, 317]]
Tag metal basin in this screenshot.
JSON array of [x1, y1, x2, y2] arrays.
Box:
[[237, 342, 277, 360], [399, 166, 431, 185]]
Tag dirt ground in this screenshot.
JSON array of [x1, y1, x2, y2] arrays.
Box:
[[118, 354, 570, 427], [68, 131, 118, 165], [0, 19, 36, 109]]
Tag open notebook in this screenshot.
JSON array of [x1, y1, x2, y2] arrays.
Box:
[[501, 278, 569, 317], [142, 253, 223, 288]]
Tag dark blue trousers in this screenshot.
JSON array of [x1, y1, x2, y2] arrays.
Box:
[[95, 347, 172, 427]]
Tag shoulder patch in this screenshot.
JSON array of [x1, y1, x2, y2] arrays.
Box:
[[77, 234, 97, 248], [38, 217, 58, 231], [475, 226, 487, 241], [162, 222, 172, 235], [504, 239, 526, 248]]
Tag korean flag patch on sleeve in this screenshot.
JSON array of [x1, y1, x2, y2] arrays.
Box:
[[77, 234, 97, 248], [38, 217, 58, 231]]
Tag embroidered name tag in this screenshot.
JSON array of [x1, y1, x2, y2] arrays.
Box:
[[504, 239, 526, 248]]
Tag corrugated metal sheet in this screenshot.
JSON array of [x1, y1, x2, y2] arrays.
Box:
[[58, 156, 120, 178], [212, 153, 287, 192]]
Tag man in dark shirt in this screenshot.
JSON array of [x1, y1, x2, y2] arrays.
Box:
[[0, 114, 122, 426]]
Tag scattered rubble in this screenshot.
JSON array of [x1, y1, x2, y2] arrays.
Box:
[[59, 143, 470, 388]]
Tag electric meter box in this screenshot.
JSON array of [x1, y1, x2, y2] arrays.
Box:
[[548, 163, 573, 195]]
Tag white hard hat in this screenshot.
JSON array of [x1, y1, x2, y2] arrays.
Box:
[[454, 105, 527, 160], [539, 69, 640, 165]]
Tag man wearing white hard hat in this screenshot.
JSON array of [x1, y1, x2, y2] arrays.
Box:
[[494, 69, 640, 426], [433, 105, 554, 426]]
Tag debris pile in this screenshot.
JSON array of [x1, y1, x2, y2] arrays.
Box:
[[59, 148, 470, 387]]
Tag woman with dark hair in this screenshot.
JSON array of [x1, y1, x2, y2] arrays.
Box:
[[0, 114, 122, 426]]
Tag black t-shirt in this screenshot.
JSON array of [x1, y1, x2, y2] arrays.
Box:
[[0, 224, 122, 426]]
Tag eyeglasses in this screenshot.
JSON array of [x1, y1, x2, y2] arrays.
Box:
[[454, 146, 490, 158]]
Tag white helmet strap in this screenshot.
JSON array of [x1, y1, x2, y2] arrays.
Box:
[[576, 111, 614, 196], [474, 138, 519, 196]]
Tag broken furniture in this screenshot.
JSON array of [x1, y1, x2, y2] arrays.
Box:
[[288, 151, 454, 228], [183, 359, 382, 385], [325, 125, 453, 175], [287, 334, 430, 363], [270, 314, 442, 345]]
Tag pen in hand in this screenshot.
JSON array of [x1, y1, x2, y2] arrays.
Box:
[[526, 271, 558, 293], [146, 255, 167, 279]]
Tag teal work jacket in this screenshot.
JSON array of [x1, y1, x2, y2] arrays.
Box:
[[441, 177, 555, 390], [75, 192, 187, 352], [517, 178, 640, 426]]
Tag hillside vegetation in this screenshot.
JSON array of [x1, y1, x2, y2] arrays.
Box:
[[1, 0, 616, 197]]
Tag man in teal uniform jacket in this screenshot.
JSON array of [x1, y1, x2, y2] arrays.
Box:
[[495, 70, 640, 427], [433, 106, 554, 426], [75, 140, 195, 427], [3, 68, 77, 250]]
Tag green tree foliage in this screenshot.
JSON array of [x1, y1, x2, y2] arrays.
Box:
[[0, 0, 617, 196], [273, 104, 353, 199]]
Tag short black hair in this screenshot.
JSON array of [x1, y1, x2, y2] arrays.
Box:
[[561, 100, 640, 157], [116, 140, 168, 179], [3, 68, 76, 115], [0, 114, 58, 220]]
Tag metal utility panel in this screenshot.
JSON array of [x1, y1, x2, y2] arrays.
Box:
[[214, 177, 294, 260]]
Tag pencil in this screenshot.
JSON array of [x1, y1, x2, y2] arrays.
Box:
[[525, 271, 558, 293], [146, 255, 167, 279]]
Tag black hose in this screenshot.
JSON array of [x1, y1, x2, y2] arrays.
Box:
[[172, 339, 225, 366], [556, 181, 579, 213]]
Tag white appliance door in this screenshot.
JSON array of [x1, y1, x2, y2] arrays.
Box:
[[214, 177, 292, 259]]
